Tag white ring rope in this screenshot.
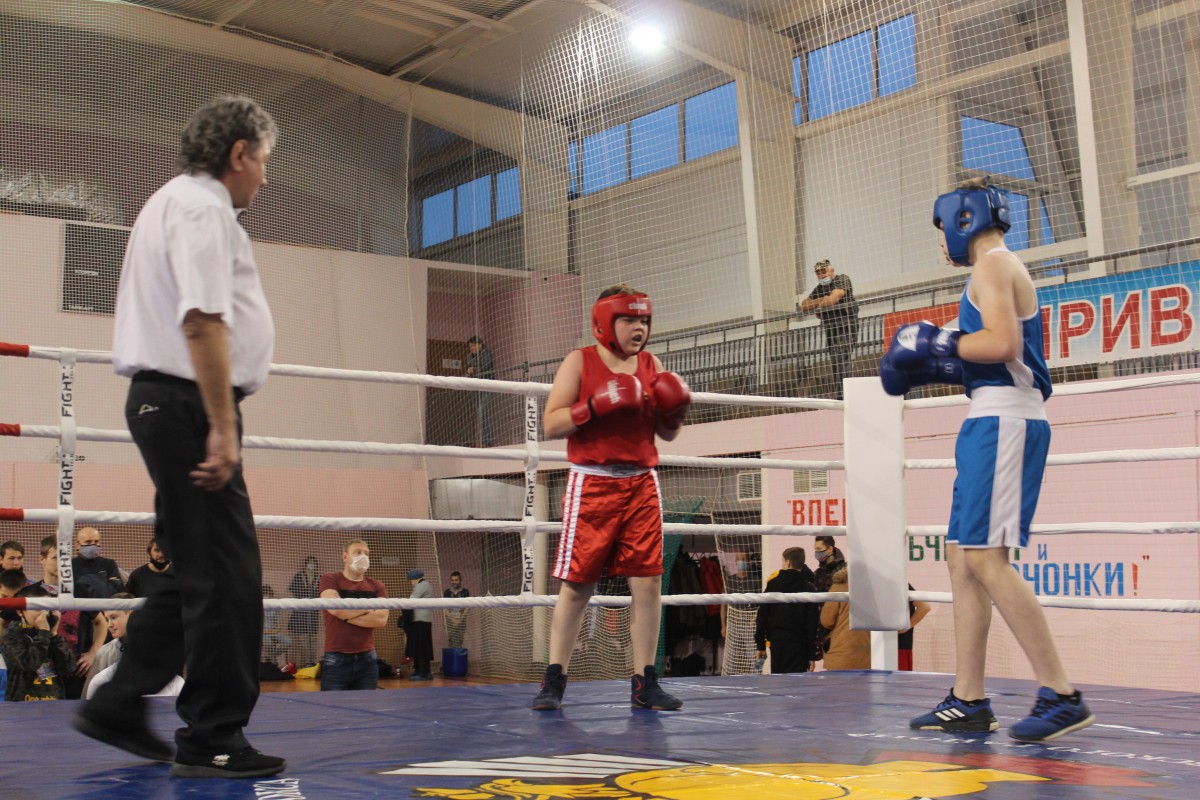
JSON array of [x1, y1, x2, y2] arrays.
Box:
[[905, 371, 1200, 409], [2, 425, 845, 472], [907, 446, 1200, 470], [907, 522, 1200, 535], [0, 507, 846, 537], [8, 343, 839, 410], [5, 343, 1196, 624], [10, 590, 1197, 614]]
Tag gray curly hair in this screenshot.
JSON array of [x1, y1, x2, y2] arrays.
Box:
[[179, 95, 278, 178]]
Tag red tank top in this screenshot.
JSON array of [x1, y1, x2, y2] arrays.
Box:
[[567, 347, 659, 467]]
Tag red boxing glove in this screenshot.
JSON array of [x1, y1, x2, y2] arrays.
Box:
[[570, 373, 644, 427], [650, 371, 691, 430]]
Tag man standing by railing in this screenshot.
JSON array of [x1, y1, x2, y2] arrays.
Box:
[[799, 260, 860, 399]]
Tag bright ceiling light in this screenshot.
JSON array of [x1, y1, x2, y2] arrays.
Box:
[[629, 24, 665, 53]]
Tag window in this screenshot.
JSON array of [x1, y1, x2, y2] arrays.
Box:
[[567, 141, 578, 196], [418, 166, 522, 249], [1039, 198, 1055, 246], [960, 117, 1035, 181], [422, 189, 454, 247], [798, 14, 915, 123], [582, 124, 628, 195], [685, 82, 738, 161], [877, 15, 917, 97], [630, 106, 680, 179], [496, 167, 521, 220], [807, 30, 873, 120], [455, 175, 492, 236], [999, 190, 1030, 251]]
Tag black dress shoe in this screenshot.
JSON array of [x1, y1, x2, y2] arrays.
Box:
[[72, 713, 174, 762]]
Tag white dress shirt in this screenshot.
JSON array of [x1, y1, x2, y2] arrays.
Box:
[[112, 172, 274, 395]]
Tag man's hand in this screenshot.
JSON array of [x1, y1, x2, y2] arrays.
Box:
[[190, 427, 240, 490]]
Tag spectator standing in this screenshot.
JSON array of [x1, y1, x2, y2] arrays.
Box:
[[1, 540, 25, 572], [72, 527, 126, 598], [466, 335, 496, 447], [754, 548, 820, 674], [442, 570, 470, 650], [287, 555, 321, 666], [319, 541, 388, 691], [126, 539, 174, 598], [898, 584, 932, 672], [818, 566, 870, 670], [799, 260, 859, 399], [35, 536, 106, 699], [405, 569, 434, 681]]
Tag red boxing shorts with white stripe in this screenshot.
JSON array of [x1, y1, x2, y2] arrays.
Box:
[[554, 467, 664, 583]]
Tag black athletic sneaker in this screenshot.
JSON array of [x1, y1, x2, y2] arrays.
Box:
[[631, 665, 682, 711], [910, 690, 999, 732], [532, 664, 567, 710], [171, 747, 287, 779]]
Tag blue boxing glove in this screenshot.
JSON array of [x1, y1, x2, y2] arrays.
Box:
[[879, 351, 915, 396], [889, 322, 961, 371], [880, 351, 964, 397]]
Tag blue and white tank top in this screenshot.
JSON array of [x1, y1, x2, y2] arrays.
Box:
[[959, 248, 1052, 418]]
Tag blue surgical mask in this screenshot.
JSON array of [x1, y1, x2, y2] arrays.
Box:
[[818, 277, 833, 286], [736, 560, 748, 572], [80, 544, 101, 559]]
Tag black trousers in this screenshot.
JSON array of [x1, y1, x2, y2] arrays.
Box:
[[824, 320, 859, 400], [87, 375, 262, 756], [767, 638, 814, 674]]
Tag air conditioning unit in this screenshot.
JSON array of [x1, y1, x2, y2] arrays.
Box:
[[793, 469, 829, 494], [736, 471, 761, 502]]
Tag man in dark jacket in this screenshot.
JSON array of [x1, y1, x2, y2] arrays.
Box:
[[754, 548, 820, 673]]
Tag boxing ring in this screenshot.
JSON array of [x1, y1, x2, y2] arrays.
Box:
[[1, 341, 1199, 799]]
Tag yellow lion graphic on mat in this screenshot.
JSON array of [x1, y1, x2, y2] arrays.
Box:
[[416, 759, 1046, 799]]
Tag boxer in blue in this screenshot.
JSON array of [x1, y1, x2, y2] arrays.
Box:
[[880, 177, 1094, 742]]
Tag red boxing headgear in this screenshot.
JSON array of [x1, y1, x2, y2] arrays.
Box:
[[592, 292, 652, 355]]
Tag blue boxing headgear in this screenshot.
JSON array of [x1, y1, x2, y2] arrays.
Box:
[[932, 183, 1011, 266]]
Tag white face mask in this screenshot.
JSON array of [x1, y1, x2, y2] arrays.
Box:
[[350, 554, 369, 572]]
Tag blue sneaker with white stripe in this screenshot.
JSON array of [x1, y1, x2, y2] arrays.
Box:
[[1008, 686, 1095, 742], [910, 690, 999, 732]]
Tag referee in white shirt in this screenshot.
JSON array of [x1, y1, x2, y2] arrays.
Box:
[[73, 96, 285, 780]]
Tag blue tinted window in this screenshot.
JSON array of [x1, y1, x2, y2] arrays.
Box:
[[961, 117, 1036, 181], [582, 124, 628, 194], [1038, 198, 1055, 245], [422, 189, 454, 247], [496, 167, 520, 220], [630, 106, 680, 179], [567, 140, 578, 196], [792, 55, 805, 125], [685, 83, 738, 160], [878, 15, 916, 96], [808, 30, 873, 120], [455, 175, 492, 236], [1000, 190, 1030, 250]]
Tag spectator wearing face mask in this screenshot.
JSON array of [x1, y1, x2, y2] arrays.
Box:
[[811, 535, 847, 657], [798, 260, 859, 400], [126, 539, 174, 598], [73, 528, 126, 597], [318, 540, 388, 691]]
